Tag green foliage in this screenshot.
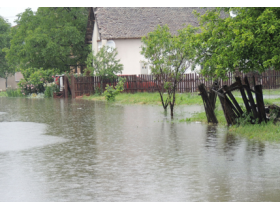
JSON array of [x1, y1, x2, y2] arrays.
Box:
[[6, 88, 24, 97], [86, 46, 123, 78], [104, 77, 126, 101], [18, 67, 59, 95], [94, 86, 102, 96], [0, 91, 7, 97], [0, 16, 15, 80], [86, 46, 123, 93], [192, 7, 280, 79], [44, 85, 57, 98], [141, 25, 197, 116], [5, 7, 90, 72]]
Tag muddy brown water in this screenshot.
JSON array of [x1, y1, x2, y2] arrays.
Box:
[[0, 97, 280, 201]]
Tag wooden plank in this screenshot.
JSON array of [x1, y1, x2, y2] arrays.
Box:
[[223, 85, 243, 117], [244, 76, 258, 120], [198, 84, 218, 124], [217, 89, 236, 125], [255, 85, 267, 123], [64, 76, 68, 98], [71, 75, 76, 99], [235, 76, 251, 114]]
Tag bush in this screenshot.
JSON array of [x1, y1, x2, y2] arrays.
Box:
[[104, 77, 126, 101], [44, 86, 53, 98], [18, 67, 60, 96], [6, 88, 24, 97]]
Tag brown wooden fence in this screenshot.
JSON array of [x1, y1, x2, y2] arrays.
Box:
[[66, 70, 280, 98]]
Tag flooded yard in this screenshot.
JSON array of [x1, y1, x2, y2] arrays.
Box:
[[0, 97, 280, 201]]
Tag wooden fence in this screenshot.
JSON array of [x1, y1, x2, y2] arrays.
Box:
[[66, 70, 280, 98]]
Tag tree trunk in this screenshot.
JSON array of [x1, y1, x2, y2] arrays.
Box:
[[170, 103, 174, 118]]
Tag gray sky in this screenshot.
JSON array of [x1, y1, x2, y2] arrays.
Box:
[[0, 7, 38, 26], [1, 1, 272, 27]]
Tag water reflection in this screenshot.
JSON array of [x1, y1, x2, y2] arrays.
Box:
[[205, 125, 218, 148], [246, 140, 265, 157], [0, 97, 280, 201]]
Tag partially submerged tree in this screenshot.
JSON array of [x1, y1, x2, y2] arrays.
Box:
[[5, 7, 90, 73], [0, 16, 14, 87], [86, 46, 123, 93], [192, 7, 280, 79], [141, 25, 197, 117]]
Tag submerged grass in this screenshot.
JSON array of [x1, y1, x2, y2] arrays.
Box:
[[83, 92, 203, 105], [85, 90, 280, 141], [229, 121, 280, 142], [181, 96, 280, 141]]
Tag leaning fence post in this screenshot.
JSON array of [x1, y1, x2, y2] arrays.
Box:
[[71, 75, 76, 99], [64, 75, 68, 98], [198, 83, 218, 124], [244, 76, 258, 120], [255, 85, 267, 123]]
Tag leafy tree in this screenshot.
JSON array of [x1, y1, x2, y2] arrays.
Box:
[[141, 25, 197, 117], [192, 7, 280, 79], [86, 46, 123, 92], [5, 7, 90, 73], [0, 16, 14, 87]]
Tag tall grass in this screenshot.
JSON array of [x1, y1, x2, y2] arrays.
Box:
[[6, 88, 24, 97]]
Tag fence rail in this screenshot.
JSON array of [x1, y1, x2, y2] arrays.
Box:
[[67, 70, 280, 98]]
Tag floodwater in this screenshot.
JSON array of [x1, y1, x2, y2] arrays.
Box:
[[0, 97, 280, 202]]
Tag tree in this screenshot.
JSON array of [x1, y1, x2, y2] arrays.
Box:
[[0, 16, 14, 87], [85, 46, 123, 93], [192, 7, 280, 79], [5, 7, 90, 73], [141, 25, 197, 117]]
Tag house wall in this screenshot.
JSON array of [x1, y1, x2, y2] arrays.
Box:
[[0, 72, 24, 91], [94, 36, 200, 75], [113, 39, 147, 75], [0, 78, 5, 91]]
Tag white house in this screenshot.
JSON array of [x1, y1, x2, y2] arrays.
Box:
[[85, 7, 207, 75]]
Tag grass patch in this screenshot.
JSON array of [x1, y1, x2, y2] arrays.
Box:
[[6, 88, 24, 97], [263, 89, 280, 95], [183, 108, 280, 141], [181, 103, 227, 124], [181, 94, 280, 141], [83, 92, 203, 105], [228, 121, 280, 142], [0, 91, 7, 97]]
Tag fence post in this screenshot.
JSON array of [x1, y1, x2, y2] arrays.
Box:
[[64, 76, 68, 98], [71, 75, 76, 99]]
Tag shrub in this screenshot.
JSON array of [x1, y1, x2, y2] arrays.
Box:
[[86, 46, 123, 93], [6, 88, 24, 97], [18, 67, 60, 96], [44, 86, 53, 98], [104, 77, 126, 101]]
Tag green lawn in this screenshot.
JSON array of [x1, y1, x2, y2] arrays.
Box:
[[83, 92, 204, 105]]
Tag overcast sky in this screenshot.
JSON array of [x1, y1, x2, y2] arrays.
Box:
[[0, 1, 276, 27], [0, 7, 38, 26]]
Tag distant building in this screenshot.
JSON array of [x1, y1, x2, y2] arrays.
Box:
[[85, 7, 208, 75], [0, 72, 24, 91]]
